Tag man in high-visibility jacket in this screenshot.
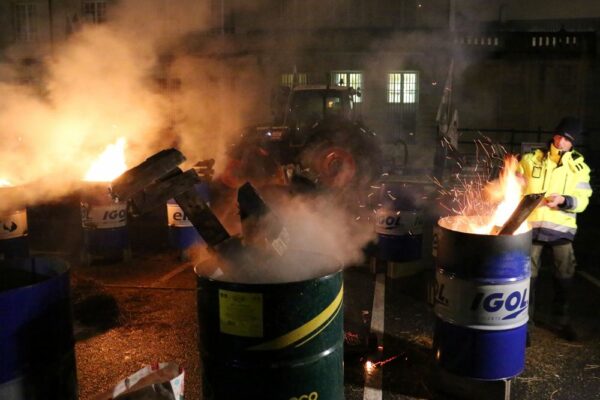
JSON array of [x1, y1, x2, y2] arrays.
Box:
[[519, 116, 593, 341]]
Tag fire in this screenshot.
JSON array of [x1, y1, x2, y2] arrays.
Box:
[[485, 155, 526, 233], [0, 178, 12, 187], [84, 138, 127, 182], [446, 155, 528, 235]]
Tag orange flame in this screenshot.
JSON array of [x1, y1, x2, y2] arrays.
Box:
[[485, 155, 526, 233], [0, 178, 12, 187], [453, 155, 528, 235], [84, 138, 127, 182]]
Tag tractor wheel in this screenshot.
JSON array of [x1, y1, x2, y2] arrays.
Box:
[[301, 139, 382, 189]]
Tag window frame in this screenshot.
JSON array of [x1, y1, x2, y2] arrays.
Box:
[[331, 70, 363, 103], [82, 0, 107, 24], [12, 2, 37, 43], [387, 71, 419, 104], [281, 73, 307, 88]]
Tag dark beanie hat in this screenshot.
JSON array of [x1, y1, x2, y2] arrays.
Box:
[[554, 116, 582, 143]]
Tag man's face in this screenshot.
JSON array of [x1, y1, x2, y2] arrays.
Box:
[[553, 134, 573, 151]]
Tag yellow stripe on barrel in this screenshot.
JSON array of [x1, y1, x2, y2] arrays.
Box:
[[248, 284, 344, 351]]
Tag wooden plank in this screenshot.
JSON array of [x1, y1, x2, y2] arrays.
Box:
[[129, 169, 200, 215], [111, 148, 186, 202], [237, 182, 289, 256], [174, 188, 231, 247]]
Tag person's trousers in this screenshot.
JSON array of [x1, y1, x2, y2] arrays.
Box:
[[529, 242, 577, 325]]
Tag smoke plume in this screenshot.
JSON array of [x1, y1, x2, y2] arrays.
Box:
[[0, 0, 264, 212]]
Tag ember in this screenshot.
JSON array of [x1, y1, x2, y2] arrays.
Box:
[[443, 155, 530, 235]]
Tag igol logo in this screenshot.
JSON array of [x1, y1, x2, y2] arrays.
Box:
[[377, 214, 403, 229], [102, 209, 127, 221], [470, 289, 528, 320]]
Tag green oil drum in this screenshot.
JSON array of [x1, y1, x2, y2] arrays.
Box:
[[195, 257, 344, 400]]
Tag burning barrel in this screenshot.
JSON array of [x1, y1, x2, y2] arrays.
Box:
[[0, 185, 29, 259], [166, 183, 209, 259], [80, 182, 130, 265], [195, 253, 344, 400], [0, 257, 77, 399], [432, 216, 531, 380], [374, 180, 424, 277], [0, 209, 29, 259]]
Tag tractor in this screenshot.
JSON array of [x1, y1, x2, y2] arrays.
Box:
[[218, 84, 383, 191]]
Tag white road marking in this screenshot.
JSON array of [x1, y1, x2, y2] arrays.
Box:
[[153, 262, 192, 286], [363, 272, 385, 400], [577, 270, 600, 289]]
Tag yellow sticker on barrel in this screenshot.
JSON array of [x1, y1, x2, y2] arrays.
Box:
[[219, 290, 263, 337]]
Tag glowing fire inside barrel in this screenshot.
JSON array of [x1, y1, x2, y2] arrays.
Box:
[[80, 138, 130, 265], [443, 155, 529, 235]]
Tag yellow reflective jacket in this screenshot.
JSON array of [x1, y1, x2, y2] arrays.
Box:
[[519, 145, 592, 242]]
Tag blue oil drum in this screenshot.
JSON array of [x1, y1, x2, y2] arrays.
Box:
[[166, 183, 209, 250], [195, 252, 344, 400], [0, 257, 77, 399], [80, 182, 129, 263], [433, 216, 531, 380], [0, 208, 29, 259], [374, 181, 424, 274]]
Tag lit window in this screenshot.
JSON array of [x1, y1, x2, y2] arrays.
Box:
[[83, 0, 107, 24], [332, 71, 363, 103], [281, 73, 307, 87], [388, 72, 419, 104], [12, 3, 37, 42]]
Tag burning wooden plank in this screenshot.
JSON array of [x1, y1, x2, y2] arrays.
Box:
[[491, 193, 545, 235], [110, 148, 186, 202]]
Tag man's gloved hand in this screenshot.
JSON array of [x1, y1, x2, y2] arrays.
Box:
[[544, 193, 566, 209]]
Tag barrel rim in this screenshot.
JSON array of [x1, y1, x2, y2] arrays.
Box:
[[438, 215, 532, 238], [0, 257, 70, 296], [194, 251, 343, 287]]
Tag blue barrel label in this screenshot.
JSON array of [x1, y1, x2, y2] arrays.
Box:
[[81, 203, 127, 229], [0, 210, 28, 240], [167, 203, 192, 227], [375, 209, 423, 236], [434, 271, 529, 330]]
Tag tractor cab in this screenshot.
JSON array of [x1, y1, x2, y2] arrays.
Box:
[[271, 85, 359, 147]]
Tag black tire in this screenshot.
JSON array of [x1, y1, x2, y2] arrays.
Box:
[[300, 131, 383, 189]]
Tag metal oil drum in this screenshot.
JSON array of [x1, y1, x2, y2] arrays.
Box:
[[374, 180, 425, 277], [195, 252, 344, 400], [0, 257, 77, 399], [433, 216, 531, 380], [166, 183, 209, 257], [0, 208, 29, 259], [80, 182, 130, 264]]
